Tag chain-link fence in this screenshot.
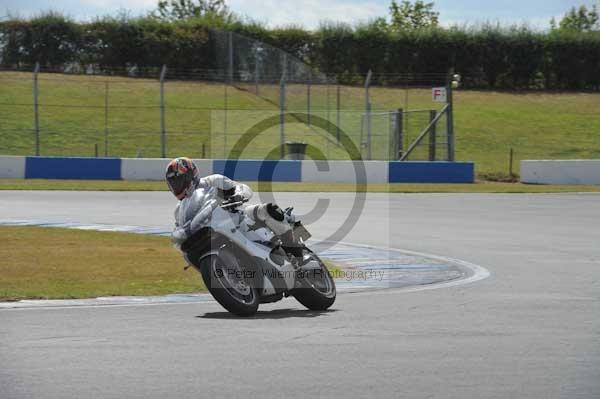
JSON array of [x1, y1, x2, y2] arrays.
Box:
[[0, 30, 453, 161]]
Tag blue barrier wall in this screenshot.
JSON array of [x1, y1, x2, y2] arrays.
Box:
[[213, 160, 302, 182], [25, 157, 122, 180], [388, 162, 474, 183], [10, 156, 475, 183]]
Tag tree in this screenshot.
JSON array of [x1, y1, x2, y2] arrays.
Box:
[[155, 0, 229, 21], [389, 0, 439, 31], [552, 4, 599, 32]]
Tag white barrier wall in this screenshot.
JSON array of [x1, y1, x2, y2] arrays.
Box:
[[121, 158, 212, 181], [301, 161, 388, 183], [521, 160, 600, 185], [0, 156, 25, 178]]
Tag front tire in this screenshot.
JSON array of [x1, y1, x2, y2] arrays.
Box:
[[293, 250, 336, 311], [199, 251, 259, 316]]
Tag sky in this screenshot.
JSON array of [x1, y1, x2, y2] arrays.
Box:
[[0, 0, 598, 30]]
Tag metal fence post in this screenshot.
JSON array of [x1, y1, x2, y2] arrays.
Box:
[[254, 52, 260, 96], [33, 62, 40, 156], [228, 32, 234, 84], [396, 108, 404, 160], [307, 71, 311, 126], [104, 81, 109, 157], [160, 64, 167, 158], [224, 82, 228, 158], [336, 84, 341, 141], [222, 32, 234, 158], [365, 70, 373, 160], [326, 81, 331, 125], [446, 69, 455, 162], [429, 110, 437, 161], [279, 54, 287, 159]]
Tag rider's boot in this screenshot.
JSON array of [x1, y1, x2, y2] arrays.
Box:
[[245, 203, 304, 256]]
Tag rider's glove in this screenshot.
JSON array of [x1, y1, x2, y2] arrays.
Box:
[[171, 221, 193, 244], [171, 228, 188, 245], [217, 187, 236, 200], [227, 194, 245, 204]]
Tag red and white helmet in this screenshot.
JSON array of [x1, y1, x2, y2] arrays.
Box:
[[165, 157, 199, 199]]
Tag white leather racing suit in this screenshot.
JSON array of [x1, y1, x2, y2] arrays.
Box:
[[171, 174, 291, 247]]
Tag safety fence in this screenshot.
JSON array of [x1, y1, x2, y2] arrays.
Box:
[[0, 30, 455, 163]]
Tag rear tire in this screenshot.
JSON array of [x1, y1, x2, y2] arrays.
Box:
[[199, 252, 259, 316], [293, 250, 336, 311]]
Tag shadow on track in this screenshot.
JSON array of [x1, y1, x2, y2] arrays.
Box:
[[197, 308, 338, 319]]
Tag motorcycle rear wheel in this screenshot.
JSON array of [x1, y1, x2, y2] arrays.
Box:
[[200, 252, 259, 316]]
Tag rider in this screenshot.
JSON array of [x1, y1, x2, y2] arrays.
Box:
[[166, 157, 294, 247]]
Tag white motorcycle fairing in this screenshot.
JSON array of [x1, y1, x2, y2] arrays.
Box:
[[182, 205, 300, 298]]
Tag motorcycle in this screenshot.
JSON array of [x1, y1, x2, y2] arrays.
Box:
[[177, 196, 336, 316]]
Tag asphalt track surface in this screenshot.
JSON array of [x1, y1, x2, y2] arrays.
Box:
[[1, 191, 599, 399]]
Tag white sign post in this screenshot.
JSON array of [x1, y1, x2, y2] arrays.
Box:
[[432, 87, 447, 103]]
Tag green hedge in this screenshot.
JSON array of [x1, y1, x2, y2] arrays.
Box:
[[2, 14, 600, 90]]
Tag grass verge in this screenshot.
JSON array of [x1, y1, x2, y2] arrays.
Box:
[[0, 226, 202, 300], [1, 179, 600, 193], [0, 226, 343, 301]]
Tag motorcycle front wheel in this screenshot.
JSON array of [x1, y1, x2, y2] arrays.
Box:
[[199, 251, 259, 316], [293, 249, 336, 311]]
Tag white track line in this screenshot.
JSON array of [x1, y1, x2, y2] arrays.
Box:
[[322, 239, 491, 289]]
